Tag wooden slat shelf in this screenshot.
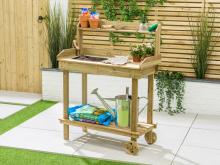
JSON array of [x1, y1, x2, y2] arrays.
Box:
[[59, 119, 155, 138], [78, 27, 155, 34]]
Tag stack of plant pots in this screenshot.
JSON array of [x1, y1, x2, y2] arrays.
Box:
[[79, 8, 100, 29]]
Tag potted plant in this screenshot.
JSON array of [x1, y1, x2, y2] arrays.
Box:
[[139, 13, 148, 31], [89, 12, 100, 29], [142, 43, 155, 57], [130, 44, 144, 62], [131, 43, 154, 62], [79, 8, 90, 28]]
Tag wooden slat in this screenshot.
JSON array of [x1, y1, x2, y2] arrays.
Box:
[[0, 0, 49, 93]]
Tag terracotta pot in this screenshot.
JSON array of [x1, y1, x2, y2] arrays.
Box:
[[89, 19, 99, 29], [79, 15, 89, 28], [132, 56, 141, 62]]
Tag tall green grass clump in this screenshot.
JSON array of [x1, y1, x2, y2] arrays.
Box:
[[45, 4, 76, 68], [189, 4, 216, 79]]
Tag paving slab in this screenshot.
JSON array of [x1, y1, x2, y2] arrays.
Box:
[[0, 127, 86, 155], [0, 102, 214, 165], [192, 114, 220, 131], [0, 104, 26, 119], [0, 90, 41, 105], [75, 125, 189, 165], [172, 146, 220, 165]]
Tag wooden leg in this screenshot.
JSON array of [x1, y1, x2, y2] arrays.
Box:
[[147, 74, 154, 124], [147, 74, 154, 144], [63, 70, 69, 140], [82, 73, 88, 133], [131, 78, 138, 142]]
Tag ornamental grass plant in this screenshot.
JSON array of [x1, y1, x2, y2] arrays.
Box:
[[189, 5, 216, 79], [45, 4, 76, 68]]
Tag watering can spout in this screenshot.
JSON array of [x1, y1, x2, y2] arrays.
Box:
[[91, 88, 98, 95]]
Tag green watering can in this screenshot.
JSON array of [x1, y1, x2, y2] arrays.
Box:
[[91, 88, 147, 128]]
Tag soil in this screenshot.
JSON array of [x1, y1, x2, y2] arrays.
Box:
[[73, 55, 108, 62]]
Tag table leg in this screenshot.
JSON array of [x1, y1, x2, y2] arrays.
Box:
[[131, 78, 138, 142], [82, 73, 88, 133], [147, 74, 154, 124], [63, 70, 69, 140], [147, 74, 154, 143]]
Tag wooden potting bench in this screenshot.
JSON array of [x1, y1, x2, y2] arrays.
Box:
[[58, 23, 161, 155]]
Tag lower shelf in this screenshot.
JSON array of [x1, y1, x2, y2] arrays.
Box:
[[59, 119, 155, 138]]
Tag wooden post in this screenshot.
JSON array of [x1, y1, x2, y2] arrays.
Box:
[[147, 74, 154, 124], [155, 24, 161, 57], [63, 70, 69, 140], [82, 73, 88, 132], [131, 78, 138, 141]]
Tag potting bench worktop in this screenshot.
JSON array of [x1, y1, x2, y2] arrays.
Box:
[[58, 24, 161, 155]]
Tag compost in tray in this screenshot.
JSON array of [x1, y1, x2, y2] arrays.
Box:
[[73, 55, 108, 62]]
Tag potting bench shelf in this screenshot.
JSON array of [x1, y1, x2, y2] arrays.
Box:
[[57, 23, 161, 155], [59, 119, 155, 138], [78, 27, 155, 34]]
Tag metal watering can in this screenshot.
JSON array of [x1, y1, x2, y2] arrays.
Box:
[[91, 88, 147, 128]]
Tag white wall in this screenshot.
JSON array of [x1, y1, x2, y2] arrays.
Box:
[[42, 70, 220, 115]]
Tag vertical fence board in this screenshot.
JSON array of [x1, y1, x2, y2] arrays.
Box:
[[0, 0, 49, 93]]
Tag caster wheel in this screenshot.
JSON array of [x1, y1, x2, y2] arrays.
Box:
[[145, 131, 157, 145], [125, 141, 139, 155]]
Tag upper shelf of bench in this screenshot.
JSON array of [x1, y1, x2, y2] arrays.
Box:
[[78, 27, 155, 34]]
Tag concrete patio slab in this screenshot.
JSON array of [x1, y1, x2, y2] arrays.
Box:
[[183, 128, 220, 150], [0, 104, 26, 119], [172, 146, 220, 165], [192, 114, 220, 131], [0, 127, 86, 155], [0, 103, 192, 165], [75, 125, 189, 165], [0, 90, 41, 105]]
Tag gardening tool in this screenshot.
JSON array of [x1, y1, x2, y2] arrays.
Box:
[[91, 88, 148, 127]]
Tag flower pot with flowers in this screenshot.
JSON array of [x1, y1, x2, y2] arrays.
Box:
[[79, 8, 90, 28], [131, 43, 155, 62], [130, 44, 144, 62], [89, 12, 100, 29]]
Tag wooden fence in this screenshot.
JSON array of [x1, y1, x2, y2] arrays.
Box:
[[69, 0, 220, 79], [0, 0, 49, 93]]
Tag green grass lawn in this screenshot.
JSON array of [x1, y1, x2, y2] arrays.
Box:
[[0, 100, 56, 135], [0, 101, 138, 165], [0, 147, 137, 165]]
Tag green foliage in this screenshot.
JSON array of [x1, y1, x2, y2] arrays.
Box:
[[60, 13, 77, 50], [45, 5, 62, 68], [189, 6, 216, 79], [45, 4, 76, 68], [140, 12, 147, 24], [109, 32, 121, 45], [131, 44, 144, 58], [118, 0, 141, 22], [131, 43, 154, 58], [101, 0, 117, 21], [91, 0, 166, 22], [156, 71, 185, 115]]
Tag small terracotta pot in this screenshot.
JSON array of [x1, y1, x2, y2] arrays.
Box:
[[89, 19, 99, 29], [79, 15, 89, 28], [133, 56, 141, 62]]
